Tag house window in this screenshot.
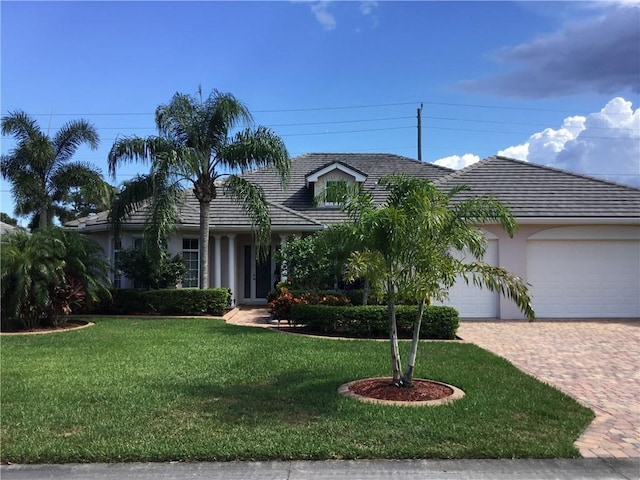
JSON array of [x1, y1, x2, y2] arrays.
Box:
[[182, 238, 199, 288], [113, 239, 122, 289], [324, 181, 341, 206], [133, 237, 144, 250]]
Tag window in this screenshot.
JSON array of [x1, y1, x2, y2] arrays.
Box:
[[113, 239, 122, 289], [182, 238, 199, 288], [133, 237, 144, 250], [324, 181, 341, 207]]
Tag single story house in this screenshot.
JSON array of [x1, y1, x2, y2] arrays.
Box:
[[66, 153, 640, 320]]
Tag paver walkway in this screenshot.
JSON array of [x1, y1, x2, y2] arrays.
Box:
[[457, 319, 640, 459], [226, 309, 640, 459]]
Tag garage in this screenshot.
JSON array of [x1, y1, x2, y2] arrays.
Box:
[[437, 236, 499, 318], [527, 226, 640, 318]]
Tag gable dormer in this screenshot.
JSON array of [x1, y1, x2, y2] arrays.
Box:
[[305, 162, 368, 207]]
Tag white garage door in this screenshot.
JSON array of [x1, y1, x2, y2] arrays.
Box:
[[436, 239, 499, 318], [527, 232, 640, 318]]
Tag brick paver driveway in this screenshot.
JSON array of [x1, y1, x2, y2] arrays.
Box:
[[457, 319, 640, 459]]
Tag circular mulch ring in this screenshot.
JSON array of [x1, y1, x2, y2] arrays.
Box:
[[0, 320, 94, 336], [338, 377, 465, 407]]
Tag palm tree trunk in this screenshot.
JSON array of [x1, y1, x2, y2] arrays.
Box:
[[402, 297, 426, 387], [387, 279, 402, 386], [39, 204, 48, 229], [199, 200, 210, 289], [363, 277, 369, 306]]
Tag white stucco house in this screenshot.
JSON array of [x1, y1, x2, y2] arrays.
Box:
[[66, 153, 640, 320]]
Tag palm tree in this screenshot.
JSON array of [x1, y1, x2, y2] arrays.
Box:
[[108, 88, 290, 289], [1, 111, 103, 229], [335, 175, 534, 387], [1, 227, 111, 330]]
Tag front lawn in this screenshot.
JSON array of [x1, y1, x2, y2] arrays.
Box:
[[0, 318, 593, 463]]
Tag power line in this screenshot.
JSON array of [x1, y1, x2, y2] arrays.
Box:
[[4, 98, 634, 117], [3, 123, 637, 142]]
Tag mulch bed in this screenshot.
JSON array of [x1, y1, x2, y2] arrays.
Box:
[[1, 320, 89, 334], [349, 378, 453, 402]]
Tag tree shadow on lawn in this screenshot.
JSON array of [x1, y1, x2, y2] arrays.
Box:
[[183, 369, 345, 426]]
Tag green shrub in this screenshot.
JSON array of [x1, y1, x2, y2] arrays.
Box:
[[94, 288, 231, 316], [290, 304, 459, 339], [267, 285, 351, 322]]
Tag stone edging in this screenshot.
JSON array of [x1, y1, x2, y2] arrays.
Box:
[[0, 321, 95, 336], [338, 377, 465, 407]]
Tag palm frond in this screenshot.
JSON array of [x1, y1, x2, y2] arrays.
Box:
[[205, 90, 252, 147], [461, 262, 535, 320], [223, 175, 271, 261], [108, 136, 174, 178], [0, 110, 42, 144], [220, 126, 290, 187], [50, 162, 105, 195], [52, 119, 99, 166], [108, 175, 155, 237]]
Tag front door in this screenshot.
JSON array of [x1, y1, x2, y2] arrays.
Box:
[[243, 244, 273, 303]]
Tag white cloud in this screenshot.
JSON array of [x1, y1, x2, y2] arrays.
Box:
[[360, 1, 377, 15], [359, 1, 379, 28], [310, 2, 336, 30], [497, 97, 640, 186], [433, 154, 481, 170], [300, 1, 379, 31]]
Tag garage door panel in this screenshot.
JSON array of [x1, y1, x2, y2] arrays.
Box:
[[435, 240, 499, 318], [527, 240, 640, 318]]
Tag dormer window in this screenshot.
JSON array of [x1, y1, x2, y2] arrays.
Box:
[[305, 162, 368, 208], [324, 181, 340, 206]]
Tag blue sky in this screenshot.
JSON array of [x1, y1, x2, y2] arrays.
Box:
[[2, 1, 639, 223]]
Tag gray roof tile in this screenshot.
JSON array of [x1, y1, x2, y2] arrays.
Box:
[[433, 156, 640, 218], [66, 153, 640, 231]]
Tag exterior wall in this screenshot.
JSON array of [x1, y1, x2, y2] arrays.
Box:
[[83, 221, 640, 319]]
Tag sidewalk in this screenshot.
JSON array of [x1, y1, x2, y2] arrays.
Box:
[[2, 458, 638, 480]]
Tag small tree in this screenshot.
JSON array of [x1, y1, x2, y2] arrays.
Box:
[[334, 175, 535, 387], [276, 235, 333, 291]]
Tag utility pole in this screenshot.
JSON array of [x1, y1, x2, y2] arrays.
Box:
[[417, 103, 423, 161]]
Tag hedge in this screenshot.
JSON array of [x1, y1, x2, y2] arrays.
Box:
[[290, 304, 459, 339], [93, 288, 231, 316]]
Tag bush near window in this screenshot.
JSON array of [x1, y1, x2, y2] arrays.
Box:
[[290, 304, 459, 340], [92, 288, 231, 316], [116, 248, 188, 289]]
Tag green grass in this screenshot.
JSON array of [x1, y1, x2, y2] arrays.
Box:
[[0, 318, 593, 463]]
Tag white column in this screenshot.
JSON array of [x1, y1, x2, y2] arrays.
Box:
[[279, 233, 288, 283], [227, 234, 236, 306], [213, 235, 222, 288]]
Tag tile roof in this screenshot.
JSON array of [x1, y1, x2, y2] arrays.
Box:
[[432, 156, 640, 218], [241, 152, 454, 224], [65, 153, 640, 231], [0, 221, 18, 235], [67, 153, 452, 230]]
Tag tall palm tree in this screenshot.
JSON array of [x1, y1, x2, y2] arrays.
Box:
[[336, 175, 534, 387], [108, 88, 290, 289], [1, 111, 103, 229]]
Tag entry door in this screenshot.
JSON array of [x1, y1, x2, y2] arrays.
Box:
[[243, 245, 273, 301]]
